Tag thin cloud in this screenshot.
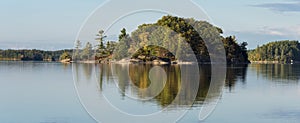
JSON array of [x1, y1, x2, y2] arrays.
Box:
[[225, 30, 291, 49], [260, 26, 300, 38], [251, 2, 300, 12], [225, 25, 300, 49]]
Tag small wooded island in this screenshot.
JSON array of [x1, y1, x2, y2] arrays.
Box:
[[248, 40, 300, 64], [0, 16, 298, 64]]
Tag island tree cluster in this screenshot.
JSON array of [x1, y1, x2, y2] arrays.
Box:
[[248, 40, 300, 63], [108, 15, 250, 64]]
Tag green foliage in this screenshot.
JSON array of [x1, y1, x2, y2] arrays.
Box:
[[59, 52, 71, 60], [113, 28, 131, 60], [119, 28, 127, 41], [81, 42, 93, 60], [95, 30, 107, 57], [105, 41, 116, 56], [73, 40, 82, 61], [222, 36, 250, 64], [19, 49, 44, 61], [156, 16, 207, 61], [115, 15, 248, 63], [0, 49, 72, 61], [248, 40, 300, 63]]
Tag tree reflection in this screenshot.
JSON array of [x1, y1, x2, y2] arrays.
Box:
[[96, 63, 113, 91], [82, 63, 93, 80], [225, 64, 248, 92], [251, 64, 300, 83], [76, 64, 249, 108], [107, 64, 203, 107]]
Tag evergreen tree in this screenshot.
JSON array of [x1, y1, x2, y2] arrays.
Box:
[[60, 52, 71, 61], [106, 41, 116, 56], [81, 42, 93, 60], [95, 30, 107, 57], [114, 28, 131, 60], [73, 40, 82, 61]]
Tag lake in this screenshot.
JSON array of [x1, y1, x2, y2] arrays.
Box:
[[1, 61, 300, 123]]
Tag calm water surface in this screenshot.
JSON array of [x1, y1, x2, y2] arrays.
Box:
[[1, 61, 300, 123]]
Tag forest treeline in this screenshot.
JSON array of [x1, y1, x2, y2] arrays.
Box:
[[0, 49, 72, 61], [248, 40, 300, 63]]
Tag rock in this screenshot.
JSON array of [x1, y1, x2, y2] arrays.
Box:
[[138, 55, 146, 60], [153, 60, 160, 65], [152, 59, 171, 65], [60, 59, 71, 63], [159, 61, 170, 65], [130, 59, 143, 63]]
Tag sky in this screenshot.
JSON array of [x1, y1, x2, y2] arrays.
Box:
[[0, 0, 300, 50]]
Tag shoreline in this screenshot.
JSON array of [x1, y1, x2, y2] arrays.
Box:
[[64, 59, 251, 65], [250, 61, 298, 64], [0, 59, 251, 65], [3, 59, 297, 65]]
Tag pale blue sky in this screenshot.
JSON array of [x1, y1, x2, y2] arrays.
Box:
[[0, 0, 300, 50]]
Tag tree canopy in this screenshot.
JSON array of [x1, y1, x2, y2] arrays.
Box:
[[0, 49, 72, 61], [248, 40, 300, 63], [112, 15, 249, 64]]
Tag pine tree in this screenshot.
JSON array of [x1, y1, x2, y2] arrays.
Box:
[[114, 28, 131, 60], [74, 40, 82, 61], [82, 42, 93, 60], [95, 30, 107, 57]]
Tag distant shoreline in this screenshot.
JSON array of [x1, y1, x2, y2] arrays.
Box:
[[2, 59, 299, 65], [0, 58, 55, 61], [250, 61, 298, 64]]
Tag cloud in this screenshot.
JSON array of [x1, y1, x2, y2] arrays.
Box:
[[260, 26, 300, 38], [224, 25, 300, 49], [251, 1, 300, 12], [262, 28, 286, 36]]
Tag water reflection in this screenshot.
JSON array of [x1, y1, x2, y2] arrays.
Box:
[[95, 64, 201, 108], [225, 64, 248, 92], [251, 64, 300, 83], [73, 63, 93, 85], [72, 64, 248, 108], [82, 63, 93, 80], [74, 63, 221, 123]]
